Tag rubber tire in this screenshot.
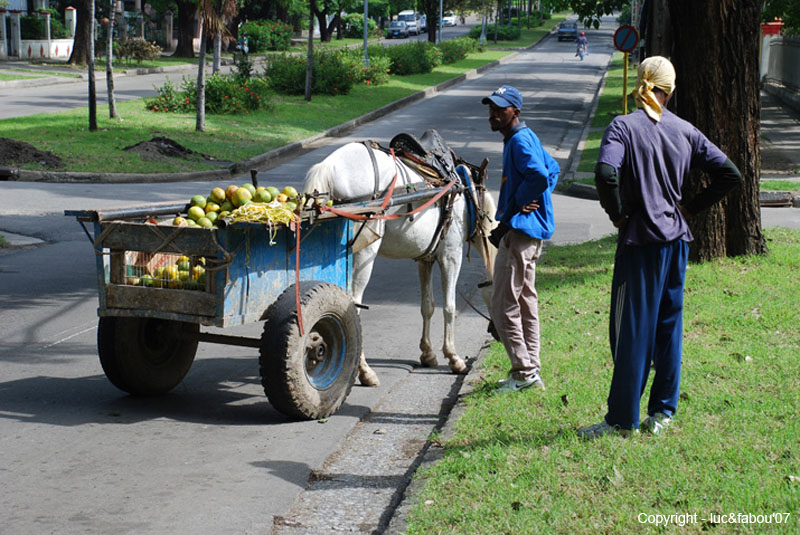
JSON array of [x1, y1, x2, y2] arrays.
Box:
[[97, 316, 199, 395], [260, 282, 361, 420]]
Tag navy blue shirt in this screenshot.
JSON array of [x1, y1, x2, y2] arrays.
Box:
[[598, 108, 727, 245]]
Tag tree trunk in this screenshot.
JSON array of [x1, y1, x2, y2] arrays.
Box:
[[106, 0, 117, 118], [305, 2, 313, 101], [670, 0, 766, 261], [642, 0, 671, 60], [196, 21, 206, 132], [213, 33, 221, 72], [68, 0, 92, 66], [174, 0, 197, 58]]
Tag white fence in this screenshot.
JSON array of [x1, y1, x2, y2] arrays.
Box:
[[765, 36, 800, 91], [17, 38, 74, 59], [762, 36, 800, 112]]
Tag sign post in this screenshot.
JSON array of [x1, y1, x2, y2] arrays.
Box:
[[613, 25, 640, 115]]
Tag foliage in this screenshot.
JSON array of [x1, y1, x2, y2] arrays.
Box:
[[118, 38, 163, 63], [264, 48, 359, 95], [616, 3, 631, 24], [763, 0, 800, 35], [345, 50, 392, 85], [370, 41, 442, 75], [145, 74, 272, 114], [20, 16, 44, 39], [467, 23, 522, 41], [352, 0, 390, 21], [342, 12, 381, 38], [240, 19, 294, 52], [437, 36, 476, 64]]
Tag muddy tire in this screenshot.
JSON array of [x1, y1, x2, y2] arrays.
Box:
[[260, 282, 361, 420], [97, 317, 199, 395]]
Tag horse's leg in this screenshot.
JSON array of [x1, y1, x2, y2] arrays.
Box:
[[439, 247, 467, 374], [417, 260, 438, 368], [352, 237, 382, 387]]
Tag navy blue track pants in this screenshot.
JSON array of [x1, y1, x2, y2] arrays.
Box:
[[605, 239, 689, 430]]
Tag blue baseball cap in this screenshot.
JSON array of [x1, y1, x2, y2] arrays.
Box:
[[482, 85, 523, 109]]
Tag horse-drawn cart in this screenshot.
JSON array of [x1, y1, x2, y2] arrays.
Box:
[[65, 182, 458, 420], [66, 199, 364, 420]]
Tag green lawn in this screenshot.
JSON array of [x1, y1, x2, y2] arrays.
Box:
[[761, 179, 800, 193], [0, 46, 533, 174], [403, 228, 800, 535]]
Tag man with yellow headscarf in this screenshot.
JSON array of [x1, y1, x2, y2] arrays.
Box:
[[578, 56, 742, 439]]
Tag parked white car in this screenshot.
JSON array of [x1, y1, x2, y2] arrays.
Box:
[[442, 12, 457, 26], [397, 10, 420, 35]]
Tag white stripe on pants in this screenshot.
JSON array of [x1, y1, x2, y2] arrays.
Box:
[[490, 230, 543, 381]]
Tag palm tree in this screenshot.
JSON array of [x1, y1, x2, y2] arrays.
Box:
[[195, 0, 237, 131]]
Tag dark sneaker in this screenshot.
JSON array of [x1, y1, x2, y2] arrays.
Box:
[[578, 420, 638, 439]]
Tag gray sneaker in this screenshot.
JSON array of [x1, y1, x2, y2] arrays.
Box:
[[641, 412, 672, 435], [496, 373, 545, 393], [577, 420, 638, 439]]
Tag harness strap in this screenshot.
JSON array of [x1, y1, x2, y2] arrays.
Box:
[[363, 141, 381, 200], [319, 179, 457, 222]]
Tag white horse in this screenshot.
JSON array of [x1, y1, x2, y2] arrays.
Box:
[[304, 141, 498, 386]]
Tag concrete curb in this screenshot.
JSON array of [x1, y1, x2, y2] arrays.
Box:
[[384, 340, 491, 535]]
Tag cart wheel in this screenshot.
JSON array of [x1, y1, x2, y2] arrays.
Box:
[[260, 281, 361, 420], [97, 317, 199, 395]]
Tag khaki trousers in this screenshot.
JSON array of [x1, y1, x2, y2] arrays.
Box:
[[491, 230, 543, 381]]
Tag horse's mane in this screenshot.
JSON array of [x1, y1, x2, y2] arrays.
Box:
[[303, 160, 335, 198]]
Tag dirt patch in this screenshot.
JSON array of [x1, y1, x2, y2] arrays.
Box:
[[123, 137, 220, 164], [0, 137, 63, 169]]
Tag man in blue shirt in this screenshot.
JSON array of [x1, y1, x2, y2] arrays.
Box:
[[482, 85, 560, 393], [579, 57, 741, 438]]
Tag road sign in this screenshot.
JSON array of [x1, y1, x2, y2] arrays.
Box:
[[613, 25, 639, 53]]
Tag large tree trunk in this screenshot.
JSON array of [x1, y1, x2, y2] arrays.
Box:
[[641, 0, 671, 60], [68, 0, 92, 66], [669, 0, 766, 261], [174, 0, 197, 58]]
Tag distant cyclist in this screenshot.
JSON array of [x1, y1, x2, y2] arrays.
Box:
[[576, 31, 588, 61]]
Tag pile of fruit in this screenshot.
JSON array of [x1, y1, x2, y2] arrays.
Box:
[[171, 183, 304, 229], [126, 255, 207, 290]]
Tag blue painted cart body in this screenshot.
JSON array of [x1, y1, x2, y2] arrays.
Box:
[[68, 203, 353, 328]]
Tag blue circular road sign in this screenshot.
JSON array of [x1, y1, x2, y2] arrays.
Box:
[[614, 25, 639, 53]]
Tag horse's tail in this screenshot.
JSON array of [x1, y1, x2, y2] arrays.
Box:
[[303, 159, 336, 197], [472, 187, 498, 280]]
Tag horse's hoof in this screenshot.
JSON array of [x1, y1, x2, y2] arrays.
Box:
[[359, 368, 380, 387], [420, 352, 438, 368], [448, 357, 468, 374]]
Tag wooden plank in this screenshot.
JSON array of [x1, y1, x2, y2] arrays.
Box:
[[106, 284, 218, 317], [98, 222, 222, 257]]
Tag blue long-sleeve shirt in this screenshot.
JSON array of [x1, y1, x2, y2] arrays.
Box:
[[495, 122, 560, 240]]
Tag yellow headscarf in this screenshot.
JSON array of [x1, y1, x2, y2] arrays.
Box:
[[634, 56, 676, 122]]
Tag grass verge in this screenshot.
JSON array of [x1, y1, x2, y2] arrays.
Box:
[[403, 227, 800, 535], [0, 16, 565, 175], [480, 13, 566, 49], [761, 180, 800, 193], [0, 49, 510, 174]]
